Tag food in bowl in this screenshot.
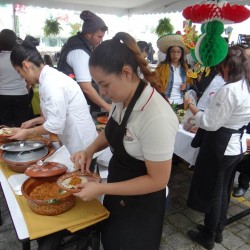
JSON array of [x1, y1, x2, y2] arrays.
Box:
[[96, 116, 108, 124], [22, 176, 75, 216], [61, 174, 88, 190], [29, 182, 71, 200], [176, 109, 186, 123], [96, 124, 106, 133], [69, 175, 84, 185], [57, 172, 101, 193], [0, 127, 13, 136]]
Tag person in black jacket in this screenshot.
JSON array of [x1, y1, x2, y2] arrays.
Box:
[[191, 66, 219, 100], [57, 10, 110, 114]]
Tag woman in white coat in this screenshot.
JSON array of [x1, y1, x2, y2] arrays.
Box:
[[9, 35, 97, 155]]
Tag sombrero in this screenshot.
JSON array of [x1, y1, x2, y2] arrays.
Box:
[[157, 34, 190, 55]]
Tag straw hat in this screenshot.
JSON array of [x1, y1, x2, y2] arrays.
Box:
[[157, 34, 190, 55]]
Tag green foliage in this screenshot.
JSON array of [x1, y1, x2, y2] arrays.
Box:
[[155, 17, 174, 37], [69, 23, 81, 36], [171, 102, 179, 112], [43, 17, 62, 37]]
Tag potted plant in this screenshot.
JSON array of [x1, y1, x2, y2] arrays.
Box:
[[155, 17, 174, 37], [43, 17, 62, 37]]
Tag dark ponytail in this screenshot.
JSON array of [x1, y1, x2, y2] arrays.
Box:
[[89, 32, 162, 94], [10, 35, 44, 67]]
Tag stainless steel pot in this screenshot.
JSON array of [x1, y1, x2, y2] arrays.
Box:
[[0, 140, 54, 173]]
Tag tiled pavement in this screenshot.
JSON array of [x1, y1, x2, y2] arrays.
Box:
[[160, 162, 250, 250], [1, 161, 250, 250]]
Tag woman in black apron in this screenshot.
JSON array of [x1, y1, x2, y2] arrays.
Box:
[[72, 32, 179, 250], [184, 45, 250, 250]]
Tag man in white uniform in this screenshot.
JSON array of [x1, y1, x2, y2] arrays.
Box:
[[57, 10, 111, 114]]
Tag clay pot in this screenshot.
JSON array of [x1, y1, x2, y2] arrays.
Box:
[[21, 176, 75, 216]]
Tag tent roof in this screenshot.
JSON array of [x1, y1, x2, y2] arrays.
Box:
[[5, 0, 250, 15]]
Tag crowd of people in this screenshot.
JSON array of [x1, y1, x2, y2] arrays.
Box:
[[0, 9, 250, 250]]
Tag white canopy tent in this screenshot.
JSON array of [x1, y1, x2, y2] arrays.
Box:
[[3, 0, 250, 15], [1, 0, 249, 52]]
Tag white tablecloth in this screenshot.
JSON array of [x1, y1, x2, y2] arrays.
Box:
[[174, 124, 199, 166], [96, 125, 200, 169]]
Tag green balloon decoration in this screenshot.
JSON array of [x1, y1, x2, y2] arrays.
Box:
[[195, 20, 228, 67], [190, 48, 198, 62]]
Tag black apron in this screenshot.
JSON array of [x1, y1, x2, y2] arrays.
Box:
[[101, 80, 166, 250], [187, 127, 244, 213]]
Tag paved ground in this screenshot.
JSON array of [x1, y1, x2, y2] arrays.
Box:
[[1, 161, 250, 250], [160, 162, 250, 250]]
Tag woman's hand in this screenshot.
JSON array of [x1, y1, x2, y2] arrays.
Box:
[[184, 97, 194, 108], [190, 126, 198, 133], [71, 149, 94, 173], [73, 182, 102, 201], [21, 120, 36, 129], [9, 128, 30, 140]]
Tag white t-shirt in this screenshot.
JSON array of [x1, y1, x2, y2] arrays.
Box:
[[169, 66, 183, 105], [0, 51, 28, 95], [195, 79, 250, 155], [197, 74, 225, 111], [111, 84, 179, 161], [67, 49, 91, 83], [39, 65, 98, 155]]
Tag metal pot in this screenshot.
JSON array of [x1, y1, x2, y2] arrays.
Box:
[[0, 140, 55, 173], [0, 140, 45, 152]]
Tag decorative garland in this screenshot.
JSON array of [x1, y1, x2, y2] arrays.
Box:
[[182, 0, 250, 67], [183, 0, 250, 24]]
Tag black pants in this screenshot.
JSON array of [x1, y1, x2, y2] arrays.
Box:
[[235, 156, 250, 190], [0, 94, 34, 127], [204, 154, 243, 234]]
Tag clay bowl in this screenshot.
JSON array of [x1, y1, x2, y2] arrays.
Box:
[[57, 171, 102, 193], [0, 146, 55, 173], [21, 176, 75, 216], [0, 135, 15, 144]]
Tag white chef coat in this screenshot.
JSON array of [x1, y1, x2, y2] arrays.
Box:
[[39, 65, 98, 154], [195, 79, 250, 155], [197, 74, 225, 111]]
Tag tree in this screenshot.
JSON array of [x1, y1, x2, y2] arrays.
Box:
[[69, 23, 81, 36], [155, 17, 174, 37]]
